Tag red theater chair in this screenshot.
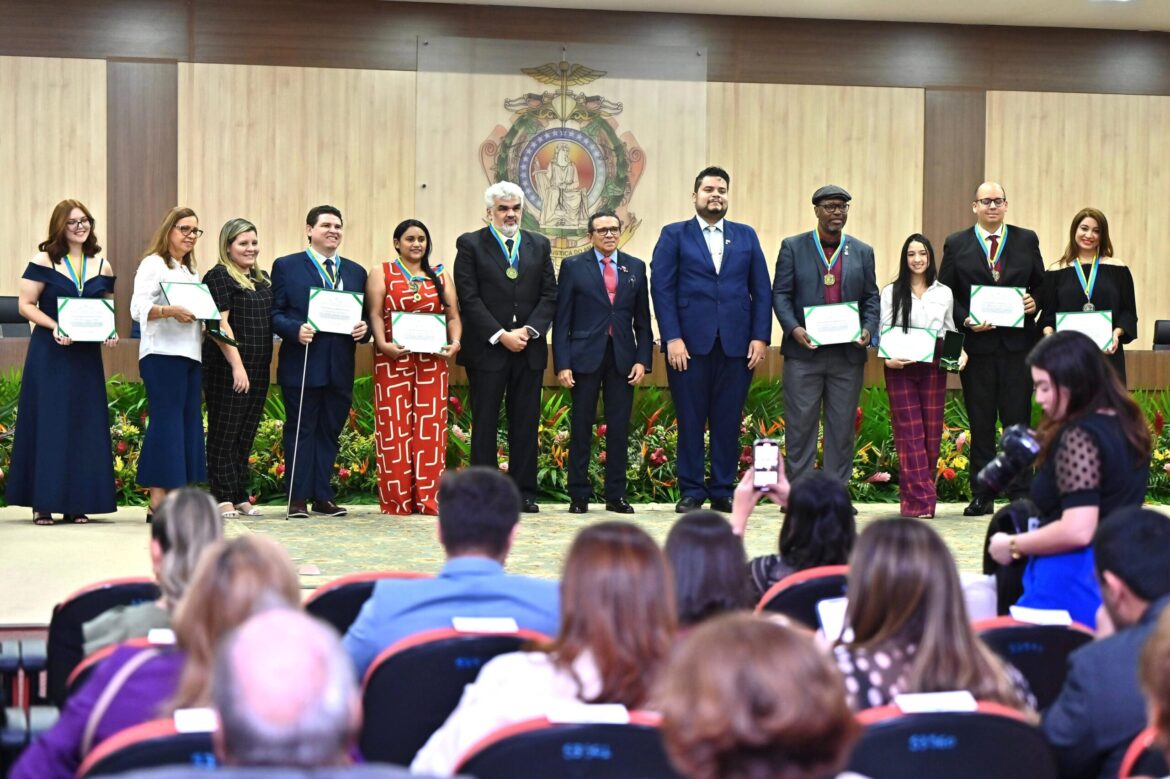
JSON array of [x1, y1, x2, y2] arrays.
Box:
[[76, 717, 217, 778], [753, 565, 848, 629], [1119, 726, 1170, 777], [973, 616, 1094, 711], [304, 571, 432, 636]]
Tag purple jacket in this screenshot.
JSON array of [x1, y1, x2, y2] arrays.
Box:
[[12, 644, 185, 779]]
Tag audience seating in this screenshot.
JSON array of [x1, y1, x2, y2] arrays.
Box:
[[973, 616, 1094, 711], [46, 576, 161, 706], [0, 296, 30, 338], [846, 701, 1058, 778], [359, 627, 552, 766], [753, 565, 848, 629], [75, 717, 217, 778], [65, 636, 155, 699], [1154, 320, 1170, 351], [304, 571, 432, 636], [453, 712, 682, 779], [1119, 726, 1170, 778]]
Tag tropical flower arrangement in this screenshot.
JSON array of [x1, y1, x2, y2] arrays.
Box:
[[0, 372, 1168, 505]]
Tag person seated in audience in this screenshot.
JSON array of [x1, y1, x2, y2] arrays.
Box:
[[657, 613, 864, 779], [1043, 508, 1170, 779], [343, 467, 559, 679], [731, 466, 856, 600], [1140, 606, 1170, 777], [12, 535, 301, 779], [665, 511, 752, 630], [82, 488, 223, 655], [410, 521, 677, 776], [834, 518, 1035, 714]]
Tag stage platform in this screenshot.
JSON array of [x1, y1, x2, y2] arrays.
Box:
[[0, 500, 1023, 629]]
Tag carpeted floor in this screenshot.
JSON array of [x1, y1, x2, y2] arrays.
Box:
[[1, 500, 998, 627]]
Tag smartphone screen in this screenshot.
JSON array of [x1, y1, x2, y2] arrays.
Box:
[[753, 439, 781, 489], [940, 330, 965, 372]]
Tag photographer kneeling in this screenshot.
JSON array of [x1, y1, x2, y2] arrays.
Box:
[[987, 330, 1150, 628]]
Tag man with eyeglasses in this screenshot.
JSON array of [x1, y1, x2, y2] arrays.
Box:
[[271, 205, 371, 518], [938, 181, 1044, 516], [454, 181, 557, 514], [773, 185, 879, 489], [651, 166, 772, 514], [553, 210, 652, 514]]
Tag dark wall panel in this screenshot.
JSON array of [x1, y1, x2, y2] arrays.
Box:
[[107, 61, 178, 338], [3, 0, 187, 61], [922, 89, 986, 247]]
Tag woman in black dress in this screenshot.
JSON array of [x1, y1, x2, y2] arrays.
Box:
[[202, 218, 273, 517], [1039, 208, 1137, 383], [9, 199, 118, 524]]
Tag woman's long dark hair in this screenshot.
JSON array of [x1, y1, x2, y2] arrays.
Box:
[[39, 199, 102, 264], [664, 511, 752, 627], [392, 219, 443, 300], [889, 233, 937, 333], [779, 473, 856, 570], [1027, 330, 1151, 464]]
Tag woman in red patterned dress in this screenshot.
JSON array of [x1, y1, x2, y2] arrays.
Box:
[[367, 219, 462, 514]]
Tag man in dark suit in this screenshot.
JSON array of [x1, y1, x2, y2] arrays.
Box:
[[773, 185, 879, 487], [1043, 508, 1170, 779], [938, 181, 1044, 515], [271, 205, 370, 518], [651, 166, 772, 514], [454, 182, 557, 513], [553, 210, 652, 514]]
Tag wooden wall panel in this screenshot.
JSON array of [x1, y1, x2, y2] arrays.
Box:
[[4, 0, 187, 61], [0, 56, 106, 298], [707, 83, 924, 341], [923, 90, 985, 248], [177, 64, 416, 277], [985, 90, 1170, 349], [107, 61, 178, 337]]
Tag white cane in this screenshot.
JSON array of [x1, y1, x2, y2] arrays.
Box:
[[285, 336, 311, 519]]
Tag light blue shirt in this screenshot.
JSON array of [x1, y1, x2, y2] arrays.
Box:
[[342, 556, 560, 679]]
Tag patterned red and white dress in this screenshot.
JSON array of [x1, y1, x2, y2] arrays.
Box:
[[374, 262, 449, 515]]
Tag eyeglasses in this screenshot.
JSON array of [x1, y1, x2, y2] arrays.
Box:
[[818, 203, 850, 214], [591, 227, 621, 236], [174, 225, 205, 238], [975, 198, 1006, 207], [66, 218, 92, 229]]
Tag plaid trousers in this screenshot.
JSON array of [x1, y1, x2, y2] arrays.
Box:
[[204, 365, 269, 505], [885, 360, 946, 517]]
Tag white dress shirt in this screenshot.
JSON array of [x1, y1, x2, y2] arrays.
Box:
[[695, 214, 725, 274], [130, 254, 204, 362], [879, 280, 957, 334]]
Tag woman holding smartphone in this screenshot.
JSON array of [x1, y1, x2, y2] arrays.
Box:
[[879, 233, 964, 519]]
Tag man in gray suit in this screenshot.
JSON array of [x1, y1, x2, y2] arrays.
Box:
[[772, 185, 879, 485]]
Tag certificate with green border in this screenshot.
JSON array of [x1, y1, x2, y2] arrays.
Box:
[[1055, 310, 1113, 351], [56, 298, 116, 341], [802, 302, 861, 346], [391, 312, 447, 354], [161, 281, 221, 320], [307, 288, 364, 335], [878, 325, 938, 362], [969, 285, 1025, 328]]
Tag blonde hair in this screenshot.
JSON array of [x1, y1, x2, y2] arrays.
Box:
[[217, 218, 270, 291], [143, 206, 199, 271], [153, 488, 224, 606]]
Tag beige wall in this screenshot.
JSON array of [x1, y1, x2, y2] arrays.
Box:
[[986, 90, 1170, 348], [0, 56, 106, 282]]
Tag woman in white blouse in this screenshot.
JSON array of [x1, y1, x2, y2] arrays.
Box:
[[879, 233, 965, 518], [130, 207, 207, 521], [411, 521, 677, 776]]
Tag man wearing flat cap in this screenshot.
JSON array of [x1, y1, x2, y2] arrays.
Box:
[[772, 185, 879, 487]]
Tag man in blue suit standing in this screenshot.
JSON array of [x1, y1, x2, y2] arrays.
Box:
[[553, 210, 652, 514], [271, 205, 370, 518], [651, 167, 772, 513], [772, 185, 879, 487]]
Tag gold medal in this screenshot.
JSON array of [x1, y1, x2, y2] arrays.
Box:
[[992, 270, 1001, 282], [1083, 302, 1095, 312], [413, 293, 422, 303], [505, 267, 519, 280], [407, 280, 419, 292], [823, 273, 835, 286]]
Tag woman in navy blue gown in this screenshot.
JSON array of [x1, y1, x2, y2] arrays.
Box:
[[8, 199, 118, 524]]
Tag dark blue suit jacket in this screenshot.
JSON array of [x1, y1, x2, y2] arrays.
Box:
[[650, 218, 772, 357], [271, 250, 370, 388], [552, 249, 652, 375], [772, 230, 880, 364]]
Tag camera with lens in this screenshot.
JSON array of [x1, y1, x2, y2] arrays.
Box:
[[976, 424, 1042, 496]]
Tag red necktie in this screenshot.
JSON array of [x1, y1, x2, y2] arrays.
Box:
[[602, 256, 617, 335], [987, 234, 1000, 279]]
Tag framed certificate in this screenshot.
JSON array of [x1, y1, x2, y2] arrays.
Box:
[[391, 312, 447, 354], [56, 298, 116, 341], [307, 288, 364, 335], [1056, 310, 1113, 351], [161, 282, 221, 320], [803, 302, 861, 346], [878, 325, 938, 363], [969, 285, 1026, 328]]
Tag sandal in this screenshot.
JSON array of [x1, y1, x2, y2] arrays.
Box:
[[70, 514, 89, 524], [235, 502, 262, 517], [34, 514, 54, 526], [146, 511, 153, 524], [218, 501, 241, 518]]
